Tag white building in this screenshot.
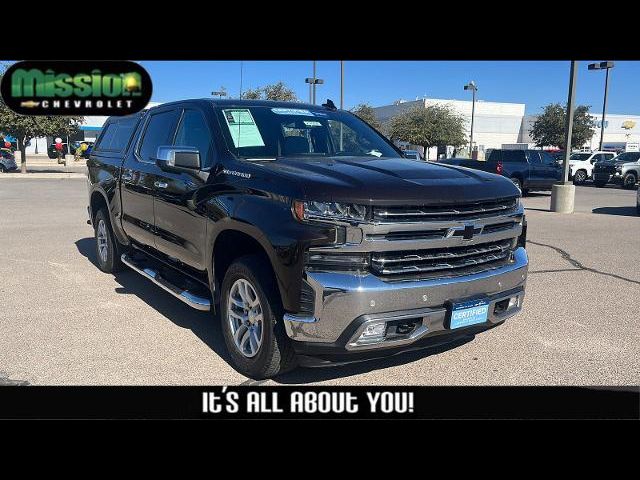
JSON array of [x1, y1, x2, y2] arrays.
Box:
[[374, 97, 640, 157], [373, 98, 526, 158], [520, 113, 640, 151]]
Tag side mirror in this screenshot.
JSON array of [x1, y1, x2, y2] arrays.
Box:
[[155, 146, 201, 171]]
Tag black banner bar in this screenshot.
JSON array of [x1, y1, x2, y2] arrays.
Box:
[[0, 386, 637, 420]]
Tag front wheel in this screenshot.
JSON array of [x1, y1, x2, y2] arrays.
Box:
[[623, 173, 637, 190], [0, 165, 6, 173], [572, 170, 587, 185], [220, 255, 297, 379]]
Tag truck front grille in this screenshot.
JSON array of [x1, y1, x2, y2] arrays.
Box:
[[372, 197, 518, 223], [370, 239, 513, 276]]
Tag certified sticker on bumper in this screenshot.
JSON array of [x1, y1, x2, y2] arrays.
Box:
[[450, 299, 489, 329]]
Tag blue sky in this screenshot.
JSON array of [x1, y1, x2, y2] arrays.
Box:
[[139, 60, 640, 115]]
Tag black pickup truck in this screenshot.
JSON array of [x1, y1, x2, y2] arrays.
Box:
[[440, 149, 562, 195], [87, 99, 528, 378]]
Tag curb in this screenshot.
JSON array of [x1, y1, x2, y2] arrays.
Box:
[[0, 173, 85, 179]]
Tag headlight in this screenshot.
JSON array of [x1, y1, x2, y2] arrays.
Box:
[[293, 201, 367, 222]]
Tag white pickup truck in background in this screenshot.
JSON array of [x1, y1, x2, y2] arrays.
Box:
[[568, 151, 616, 185]]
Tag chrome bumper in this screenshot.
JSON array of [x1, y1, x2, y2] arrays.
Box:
[[283, 247, 528, 349]]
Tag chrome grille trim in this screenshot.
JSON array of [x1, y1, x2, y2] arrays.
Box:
[[370, 240, 513, 275], [373, 197, 518, 223]]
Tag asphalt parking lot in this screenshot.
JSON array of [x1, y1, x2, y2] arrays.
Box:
[[0, 177, 638, 386]]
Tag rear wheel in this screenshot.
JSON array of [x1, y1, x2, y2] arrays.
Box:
[[0, 165, 6, 173], [623, 172, 637, 190], [572, 169, 587, 185], [93, 209, 125, 273], [220, 255, 297, 379]]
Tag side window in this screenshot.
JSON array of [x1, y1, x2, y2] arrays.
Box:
[[109, 118, 138, 152], [487, 149, 502, 163], [95, 123, 117, 151], [541, 152, 557, 165], [527, 151, 542, 164], [174, 109, 213, 168], [604, 153, 615, 161], [138, 110, 180, 163], [503, 150, 524, 163]]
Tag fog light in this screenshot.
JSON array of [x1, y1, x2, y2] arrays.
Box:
[[357, 322, 387, 344], [508, 296, 519, 309]]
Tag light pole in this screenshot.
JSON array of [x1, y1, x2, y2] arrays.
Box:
[[550, 61, 578, 214], [588, 61, 614, 151], [305, 61, 324, 104], [464, 81, 478, 158], [304, 77, 324, 104], [340, 61, 344, 109]]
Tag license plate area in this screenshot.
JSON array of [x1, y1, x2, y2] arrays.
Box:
[[448, 298, 490, 330]]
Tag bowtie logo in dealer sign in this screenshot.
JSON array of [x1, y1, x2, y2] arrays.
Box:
[[0, 61, 152, 115]]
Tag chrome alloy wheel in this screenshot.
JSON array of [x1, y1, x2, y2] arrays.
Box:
[[227, 278, 264, 358], [97, 219, 108, 264]]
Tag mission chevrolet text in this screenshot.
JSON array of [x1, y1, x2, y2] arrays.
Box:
[[87, 99, 528, 379]]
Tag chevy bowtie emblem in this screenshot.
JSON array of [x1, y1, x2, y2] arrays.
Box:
[[447, 224, 482, 240]]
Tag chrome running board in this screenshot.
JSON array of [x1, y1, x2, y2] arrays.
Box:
[[121, 254, 211, 311]]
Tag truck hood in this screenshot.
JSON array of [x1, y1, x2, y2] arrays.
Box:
[[252, 156, 520, 205]]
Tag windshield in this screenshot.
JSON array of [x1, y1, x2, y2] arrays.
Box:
[[215, 106, 399, 160], [612, 152, 640, 163], [569, 153, 591, 161]]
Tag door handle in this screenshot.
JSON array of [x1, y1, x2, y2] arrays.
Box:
[[154, 181, 168, 189]]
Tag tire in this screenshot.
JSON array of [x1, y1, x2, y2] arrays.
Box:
[[594, 181, 607, 188], [220, 254, 297, 379], [93, 209, 125, 273], [0, 165, 6, 173], [573, 169, 587, 185], [622, 173, 637, 190]]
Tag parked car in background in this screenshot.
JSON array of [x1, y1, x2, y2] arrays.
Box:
[[402, 149, 422, 160], [637, 185, 640, 214], [592, 151, 640, 188], [568, 151, 616, 185], [0, 148, 18, 172], [440, 149, 561, 195]]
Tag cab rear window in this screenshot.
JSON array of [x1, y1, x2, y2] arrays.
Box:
[[95, 117, 139, 153]]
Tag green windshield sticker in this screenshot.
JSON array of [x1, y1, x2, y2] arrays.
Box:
[[222, 109, 265, 148], [271, 108, 314, 116]]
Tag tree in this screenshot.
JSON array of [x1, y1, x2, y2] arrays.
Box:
[[241, 82, 298, 101], [350, 103, 382, 130], [387, 105, 466, 157], [240, 87, 262, 100], [530, 103, 596, 150], [0, 69, 83, 173]]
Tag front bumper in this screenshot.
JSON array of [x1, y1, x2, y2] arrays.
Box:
[[593, 171, 622, 184], [284, 246, 528, 357]]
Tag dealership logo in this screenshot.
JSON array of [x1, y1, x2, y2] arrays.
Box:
[[0, 61, 152, 116], [621, 120, 636, 130]]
